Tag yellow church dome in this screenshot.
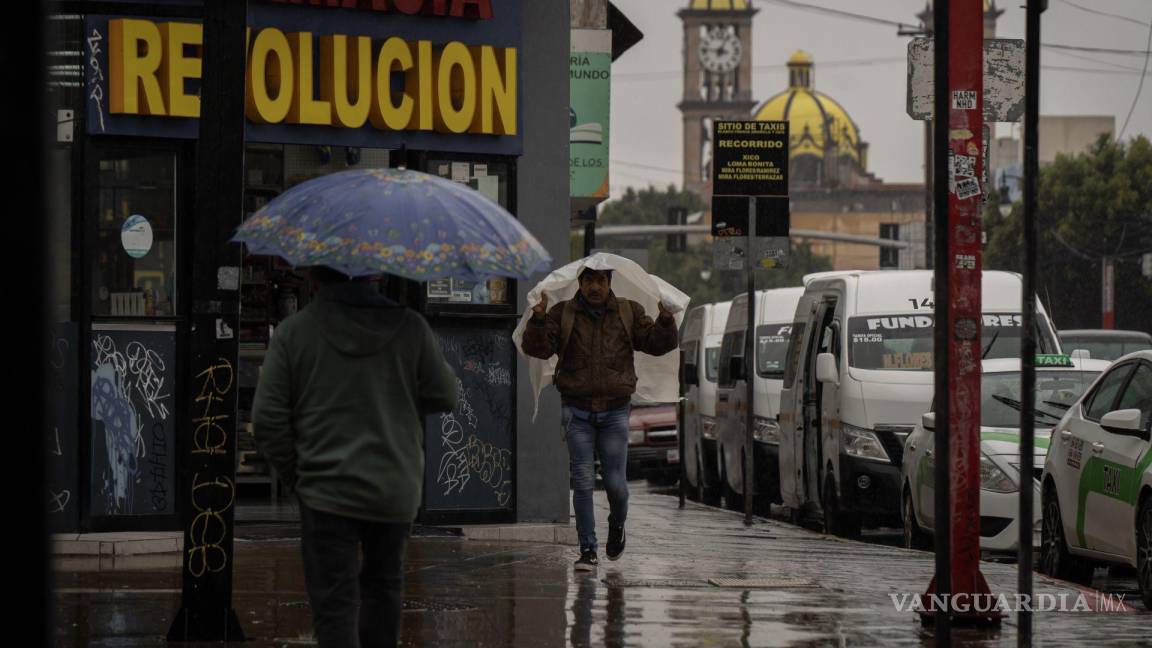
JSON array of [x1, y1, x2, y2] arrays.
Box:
[[689, 0, 751, 9], [752, 51, 864, 166]]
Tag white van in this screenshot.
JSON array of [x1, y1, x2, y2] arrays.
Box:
[[777, 270, 1063, 536], [680, 301, 731, 503], [714, 287, 805, 511]]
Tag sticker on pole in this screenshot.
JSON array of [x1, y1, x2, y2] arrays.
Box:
[[713, 238, 747, 271], [953, 154, 977, 179], [952, 90, 978, 110], [955, 178, 981, 200], [121, 214, 153, 259]]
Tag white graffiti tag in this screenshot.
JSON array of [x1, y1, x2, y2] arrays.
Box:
[[87, 27, 106, 132], [127, 341, 170, 420]]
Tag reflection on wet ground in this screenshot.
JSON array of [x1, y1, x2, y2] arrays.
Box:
[[54, 486, 1149, 647]]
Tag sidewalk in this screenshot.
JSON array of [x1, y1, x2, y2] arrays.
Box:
[[53, 486, 1150, 647]]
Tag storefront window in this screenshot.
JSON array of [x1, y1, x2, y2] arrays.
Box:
[[425, 159, 513, 306], [93, 151, 177, 317]]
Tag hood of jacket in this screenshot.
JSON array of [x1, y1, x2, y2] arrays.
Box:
[[314, 282, 407, 357]]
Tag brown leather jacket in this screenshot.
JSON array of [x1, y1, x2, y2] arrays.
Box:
[[521, 293, 679, 411]]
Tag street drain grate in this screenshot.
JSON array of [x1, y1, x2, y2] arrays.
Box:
[[708, 577, 817, 588], [601, 579, 713, 588], [402, 599, 477, 612]]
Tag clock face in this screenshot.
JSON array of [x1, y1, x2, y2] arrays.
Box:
[[698, 27, 741, 73]]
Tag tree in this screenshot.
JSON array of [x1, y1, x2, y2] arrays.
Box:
[[985, 135, 1152, 333], [595, 185, 833, 308]]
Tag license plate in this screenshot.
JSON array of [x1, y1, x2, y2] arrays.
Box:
[[667, 449, 680, 464]]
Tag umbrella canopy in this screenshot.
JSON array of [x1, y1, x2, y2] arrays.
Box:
[[232, 168, 552, 281], [512, 253, 691, 420]]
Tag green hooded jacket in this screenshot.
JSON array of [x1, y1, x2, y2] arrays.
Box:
[[253, 283, 458, 523]]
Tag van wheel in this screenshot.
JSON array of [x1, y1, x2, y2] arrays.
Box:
[[903, 486, 931, 551], [721, 459, 743, 512], [1039, 483, 1093, 585], [696, 453, 719, 506], [687, 455, 701, 502], [822, 473, 862, 539], [1138, 495, 1151, 610], [788, 507, 805, 526]]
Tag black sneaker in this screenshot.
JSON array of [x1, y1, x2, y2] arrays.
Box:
[[606, 526, 626, 561], [574, 550, 599, 571]]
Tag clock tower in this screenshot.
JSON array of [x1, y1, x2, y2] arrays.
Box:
[[679, 0, 758, 196]]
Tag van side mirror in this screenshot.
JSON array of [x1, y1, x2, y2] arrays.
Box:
[[1100, 409, 1150, 441], [816, 353, 838, 386], [684, 364, 699, 386], [729, 357, 745, 382], [922, 412, 936, 431]]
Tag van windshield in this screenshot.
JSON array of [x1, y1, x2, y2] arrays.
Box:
[[847, 313, 1057, 371], [757, 324, 792, 378], [705, 347, 720, 383]]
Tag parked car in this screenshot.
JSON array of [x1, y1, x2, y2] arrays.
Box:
[[1039, 350, 1151, 609], [1059, 329, 1152, 362], [627, 404, 679, 483], [901, 354, 1110, 553]]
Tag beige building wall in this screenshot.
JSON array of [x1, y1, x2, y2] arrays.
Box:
[[1038, 116, 1115, 163], [992, 115, 1115, 179], [792, 210, 927, 271]]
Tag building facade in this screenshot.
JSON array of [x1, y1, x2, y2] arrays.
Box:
[[46, 0, 572, 533]]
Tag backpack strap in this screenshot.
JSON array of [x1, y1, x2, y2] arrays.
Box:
[[617, 299, 634, 349], [559, 299, 578, 360]]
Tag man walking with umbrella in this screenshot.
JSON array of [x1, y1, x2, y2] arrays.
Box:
[[234, 167, 552, 644], [252, 268, 458, 647], [521, 267, 679, 570]]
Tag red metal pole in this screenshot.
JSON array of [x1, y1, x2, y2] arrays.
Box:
[[946, 0, 998, 620], [921, 0, 1002, 628], [1102, 258, 1115, 329]]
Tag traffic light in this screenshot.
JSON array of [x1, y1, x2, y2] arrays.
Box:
[[667, 206, 687, 253]]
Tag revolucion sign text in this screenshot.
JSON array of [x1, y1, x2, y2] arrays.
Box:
[[107, 16, 516, 136]]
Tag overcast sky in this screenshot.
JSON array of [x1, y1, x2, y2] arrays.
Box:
[[604, 0, 1152, 198]]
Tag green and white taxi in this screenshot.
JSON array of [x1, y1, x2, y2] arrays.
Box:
[[901, 355, 1110, 553], [1040, 350, 1151, 608]]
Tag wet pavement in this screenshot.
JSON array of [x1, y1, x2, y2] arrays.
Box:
[[54, 485, 1150, 647]]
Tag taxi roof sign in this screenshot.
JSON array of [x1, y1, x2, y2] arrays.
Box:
[[1036, 354, 1074, 367]]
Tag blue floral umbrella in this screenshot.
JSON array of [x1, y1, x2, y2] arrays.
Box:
[[232, 168, 552, 281]]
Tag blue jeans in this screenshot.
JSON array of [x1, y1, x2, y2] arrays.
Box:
[[563, 404, 630, 553]]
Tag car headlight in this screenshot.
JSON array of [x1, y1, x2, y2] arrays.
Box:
[[701, 416, 717, 440], [980, 454, 1018, 493], [753, 417, 781, 444], [842, 424, 891, 463], [628, 428, 644, 445]]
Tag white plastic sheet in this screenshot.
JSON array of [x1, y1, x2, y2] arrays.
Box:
[[512, 253, 691, 420]]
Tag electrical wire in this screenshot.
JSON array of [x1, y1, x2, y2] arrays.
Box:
[[1055, 0, 1151, 28], [1118, 16, 1152, 139]]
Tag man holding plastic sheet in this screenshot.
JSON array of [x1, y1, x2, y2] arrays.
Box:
[[521, 267, 679, 571]]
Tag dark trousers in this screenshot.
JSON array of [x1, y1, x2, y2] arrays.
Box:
[[299, 500, 411, 648]]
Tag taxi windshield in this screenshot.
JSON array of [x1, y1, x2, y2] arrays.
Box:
[[980, 370, 1100, 428]]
